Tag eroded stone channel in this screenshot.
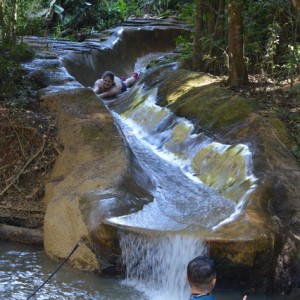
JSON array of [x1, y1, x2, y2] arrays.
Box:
[[19, 17, 300, 297]]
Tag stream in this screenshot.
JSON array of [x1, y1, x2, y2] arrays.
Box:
[[1, 241, 298, 300]]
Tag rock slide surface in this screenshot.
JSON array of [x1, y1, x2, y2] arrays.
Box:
[[20, 17, 300, 294]]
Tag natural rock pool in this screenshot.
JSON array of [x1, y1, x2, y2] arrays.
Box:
[[1, 241, 299, 299]]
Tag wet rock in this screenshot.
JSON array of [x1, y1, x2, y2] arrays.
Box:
[[28, 69, 50, 88], [143, 66, 300, 293], [21, 18, 300, 294], [40, 88, 129, 271]]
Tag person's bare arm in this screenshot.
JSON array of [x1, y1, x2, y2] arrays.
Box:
[[93, 79, 102, 94], [243, 295, 247, 300], [99, 86, 120, 98]]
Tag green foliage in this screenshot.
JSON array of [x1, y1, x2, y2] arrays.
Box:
[[263, 22, 281, 76], [289, 96, 300, 160], [24, 0, 141, 36], [115, 0, 130, 20], [6, 42, 35, 63], [0, 0, 44, 43], [38, 0, 94, 30], [244, 0, 298, 79], [95, 0, 131, 30], [6, 1, 45, 37], [281, 44, 300, 86], [0, 3, 17, 44], [0, 1, 191, 40], [176, 1, 194, 24], [1, 0, 299, 86], [19, 17, 46, 37], [175, 35, 192, 61], [0, 43, 34, 108]]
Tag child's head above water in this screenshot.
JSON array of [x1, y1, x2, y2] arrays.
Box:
[[187, 256, 216, 294]]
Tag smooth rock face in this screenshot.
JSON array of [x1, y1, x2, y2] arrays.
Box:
[[62, 20, 191, 87], [40, 88, 129, 271], [40, 87, 153, 274], [26, 18, 190, 274], [140, 67, 300, 293], [23, 18, 300, 293]]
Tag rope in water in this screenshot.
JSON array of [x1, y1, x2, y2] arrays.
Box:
[[26, 236, 84, 300]]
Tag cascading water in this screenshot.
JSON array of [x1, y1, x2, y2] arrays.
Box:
[[11, 30, 298, 300], [119, 232, 207, 300], [118, 86, 256, 203], [108, 111, 236, 231], [106, 84, 256, 232], [103, 75, 258, 299]]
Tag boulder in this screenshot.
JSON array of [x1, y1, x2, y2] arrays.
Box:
[[40, 88, 129, 272]]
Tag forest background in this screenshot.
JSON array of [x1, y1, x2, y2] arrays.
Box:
[[0, 0, 299, 213]]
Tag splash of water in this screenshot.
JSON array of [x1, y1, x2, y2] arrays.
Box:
[[119, 231, 207, 300]]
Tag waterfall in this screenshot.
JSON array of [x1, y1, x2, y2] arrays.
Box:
[[119, 231, 207, 300]]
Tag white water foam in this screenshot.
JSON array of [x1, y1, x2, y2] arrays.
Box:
[[120, 232, 207, 300], [115, 90, 257, 191], [107, 82, 258, 232]]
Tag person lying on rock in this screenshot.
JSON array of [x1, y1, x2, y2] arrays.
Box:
[[187, 256, 247, 300], [93, 70, 138, 98]]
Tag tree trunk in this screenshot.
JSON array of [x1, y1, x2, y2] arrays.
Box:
[[11, 0, 17, 40], [192, 0, 203, 71], [205, 0, 226, 73], [207, 0, 217, 40], [0, 0, 4, 42], [205, 0, 217, 68], [0, 224, 43, 244], [228, 0, 248, 86], [292, 0, 300, 13], [214, 0, 225, 48]]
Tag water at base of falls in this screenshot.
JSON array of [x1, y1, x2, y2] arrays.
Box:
[[0, 241, 144, 300], [119, 233, 207, 300], [2, 241, 299, 300], [1, 237, 205, 300]]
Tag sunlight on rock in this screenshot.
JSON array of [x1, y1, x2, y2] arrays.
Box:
[[164, 122, 193, 155], [191, 143, 256, 202], [166, 75, 217, 105]]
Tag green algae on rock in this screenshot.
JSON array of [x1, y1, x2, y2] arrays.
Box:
[[157, 70, 254, 131]]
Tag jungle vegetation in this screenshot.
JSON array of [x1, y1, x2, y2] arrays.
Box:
[[0, 0, 300, 158], [0, 0, 299, 84]]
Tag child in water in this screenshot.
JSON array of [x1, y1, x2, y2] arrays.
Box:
[[187, 256, 247, 300]]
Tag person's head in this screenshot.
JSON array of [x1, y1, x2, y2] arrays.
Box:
[[102, 71, 115, 90], [187, 256, 216, 293]]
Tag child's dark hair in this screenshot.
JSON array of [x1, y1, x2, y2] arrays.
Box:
[[187, 256, 216, 289], [102, 71, 115, 81]]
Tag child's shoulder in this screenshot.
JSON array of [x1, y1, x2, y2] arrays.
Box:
[[189, 294, 217, 300]]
